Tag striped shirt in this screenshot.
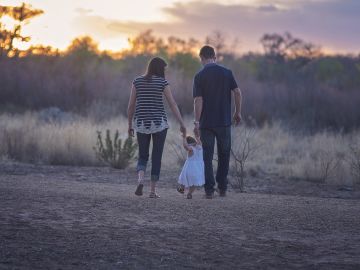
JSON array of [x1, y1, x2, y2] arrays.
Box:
[[133, 75, 169, 134]]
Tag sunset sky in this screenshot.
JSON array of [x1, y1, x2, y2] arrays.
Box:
[[1, 0, 360, 54]]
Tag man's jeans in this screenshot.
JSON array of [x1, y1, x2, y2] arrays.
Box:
[[200, 126, 231, 194], [136, 129, 167, 181]]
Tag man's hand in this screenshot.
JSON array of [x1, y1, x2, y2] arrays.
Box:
[[193, 123, 200, 138], [233, 112, 242, 126]]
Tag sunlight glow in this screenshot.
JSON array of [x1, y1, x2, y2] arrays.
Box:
[[0, 0, 192, 51], [0, 0, 261, 51], [0, 0, 357, 53]]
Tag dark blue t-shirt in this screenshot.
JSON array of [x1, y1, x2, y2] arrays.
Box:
[[193, 63, 238, 128]]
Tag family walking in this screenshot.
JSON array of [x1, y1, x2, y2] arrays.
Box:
[[127, 45, 242, 199]]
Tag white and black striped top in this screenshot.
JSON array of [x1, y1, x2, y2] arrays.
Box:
[[133, 75, 169, 134]]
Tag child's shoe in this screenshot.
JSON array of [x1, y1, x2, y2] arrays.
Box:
[[177, 186, 185, 194]]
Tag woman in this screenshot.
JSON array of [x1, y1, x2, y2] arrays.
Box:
[[127, 57, 186, 198]]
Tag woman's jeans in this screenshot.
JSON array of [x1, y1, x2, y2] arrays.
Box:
[[136, 129, 167, 181], [200, 126, 231, 194]]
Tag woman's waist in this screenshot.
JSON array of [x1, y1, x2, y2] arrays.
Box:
[[134, 111, 166, 119]]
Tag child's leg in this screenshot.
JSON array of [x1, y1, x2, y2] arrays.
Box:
[[177, 184, 185, 194], [188, 186, 196, 194], [186, 186, 196, 199]]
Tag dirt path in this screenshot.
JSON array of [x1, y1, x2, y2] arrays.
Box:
[[1, 165, 360, 269]]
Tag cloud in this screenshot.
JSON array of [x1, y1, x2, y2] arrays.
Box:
[[75, 7, 93, 15], [73, 0, 360, 53], [257, 5, 280, 12]]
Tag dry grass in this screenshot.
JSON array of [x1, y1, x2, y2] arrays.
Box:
[[0, 112, 359, 185], [244, 123, 357, 185]]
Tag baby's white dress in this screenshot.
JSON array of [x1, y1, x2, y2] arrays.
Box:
[[178, 145, 205, 187]]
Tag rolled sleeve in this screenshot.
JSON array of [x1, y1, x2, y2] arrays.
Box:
[[193, 74, 202, 97], [229, 71, 238, 91]]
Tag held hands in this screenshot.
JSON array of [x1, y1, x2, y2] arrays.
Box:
[[193, 122, 200, 138], [180, 124, 186, 138]]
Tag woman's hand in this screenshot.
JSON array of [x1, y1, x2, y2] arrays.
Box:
[[128, 126, 134, 137], [180, 124, 186, 137]]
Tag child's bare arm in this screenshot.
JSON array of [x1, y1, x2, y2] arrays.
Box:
[[195, 136, 202, 146], [182, 136, 192, 151], [182, 136, 194, 156]]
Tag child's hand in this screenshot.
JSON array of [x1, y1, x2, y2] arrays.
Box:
[[195, 135, 202, 145]]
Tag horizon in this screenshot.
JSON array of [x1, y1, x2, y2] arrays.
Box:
[[1, 0, 360, 55]]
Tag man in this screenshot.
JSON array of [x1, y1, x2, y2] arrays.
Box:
[[193, 45, 242, 199]]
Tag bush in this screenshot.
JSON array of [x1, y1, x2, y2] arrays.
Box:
[[348, 143, 360, 184], [94, 129, 137, 169], [230, 126, 262, 192]]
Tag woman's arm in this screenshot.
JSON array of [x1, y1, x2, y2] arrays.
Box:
[[164, 85, 186, 136], [127, 84, 136, 136]]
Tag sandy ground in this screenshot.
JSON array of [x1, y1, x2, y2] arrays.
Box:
[[1, 162, 360, 270]]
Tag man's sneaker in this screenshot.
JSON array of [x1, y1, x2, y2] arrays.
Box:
[[135, 184, 144, 196], [205, 192, 214, 199], [219, 190, 226, 197]]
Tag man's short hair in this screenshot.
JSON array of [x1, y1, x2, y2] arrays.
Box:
[[199, 45, 216, 59]]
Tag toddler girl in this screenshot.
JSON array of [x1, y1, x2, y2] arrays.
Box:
[[177, 135, 205, 199]]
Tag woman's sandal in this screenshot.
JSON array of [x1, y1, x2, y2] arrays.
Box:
[[149, 192, 160, 198], [186, 193, 192, 199], [135, 184, 144, 196], [177, 186, 185, 194]]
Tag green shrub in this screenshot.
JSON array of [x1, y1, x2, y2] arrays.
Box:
[[94, 129, 137, 169]]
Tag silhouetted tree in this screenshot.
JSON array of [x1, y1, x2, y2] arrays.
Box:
[[126, 30, 165, 56], [0, 2, 43, 57], [260, 32, 321, 61], [66, 36, 99, 56], [20, 45, 59, 57]]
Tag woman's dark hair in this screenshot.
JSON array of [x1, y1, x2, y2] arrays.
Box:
[[186, 136, 197, 145], [199, 45, 216, 59], [144, 57, 167, 80]]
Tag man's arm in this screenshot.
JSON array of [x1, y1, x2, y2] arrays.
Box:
[[193, 96, 203, 137], [232, 87, 242, 125], [192, 74, 203, 137]]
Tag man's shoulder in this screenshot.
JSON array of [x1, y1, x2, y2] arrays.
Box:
[[205, 64, 232, 74], [216, 64, 233, 74], [194, 64, 233, 79], [194, 68, 205, 77]]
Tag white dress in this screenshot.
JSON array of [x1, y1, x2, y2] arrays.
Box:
[[178, 145, 205, 187]]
